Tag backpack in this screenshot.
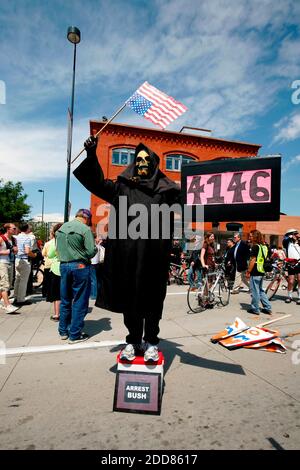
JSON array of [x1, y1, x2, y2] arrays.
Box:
[[257, 245, 272, 273], [0, 235, 15, 262]]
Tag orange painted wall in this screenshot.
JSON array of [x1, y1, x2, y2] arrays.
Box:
[[257, 215, 300, 237]]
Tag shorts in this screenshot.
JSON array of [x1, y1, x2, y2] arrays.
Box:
[[287, 264, 300, 276], [0, 263, 13, 292], [46, 271, 61, 302]]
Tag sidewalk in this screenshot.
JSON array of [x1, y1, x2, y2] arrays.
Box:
[[0, 284, 299, 450]]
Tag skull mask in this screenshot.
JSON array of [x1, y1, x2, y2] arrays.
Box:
[[135, 149, 151, 178]]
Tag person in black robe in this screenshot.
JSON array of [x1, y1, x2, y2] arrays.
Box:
[[73, 136, 181, 362]]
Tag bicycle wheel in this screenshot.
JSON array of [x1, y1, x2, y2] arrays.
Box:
[[265, 276, 281, 300], [187, 286, 206, 313], [218, 278, 230, 306], [32, 268, 44, 288]]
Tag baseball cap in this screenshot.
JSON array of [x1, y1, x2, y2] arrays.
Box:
[[76, 208, 92, 219], [285, 228, 298, 235]]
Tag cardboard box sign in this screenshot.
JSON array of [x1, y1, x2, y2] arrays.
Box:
[[181, 156, 281, 222], [211, 317, 248, 343], [113, 371, 162, 415], [219, 327, 278, 350]]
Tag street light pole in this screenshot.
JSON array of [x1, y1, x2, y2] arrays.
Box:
[[38, 189, 45, 224], [64, 26, 81, 223]]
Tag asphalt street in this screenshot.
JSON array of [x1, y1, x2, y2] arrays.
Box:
[[0, 283, 299, 450]]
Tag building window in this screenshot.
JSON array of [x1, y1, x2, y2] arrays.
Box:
[[166, 154, 195, 171], [112, 148, 135, 166]]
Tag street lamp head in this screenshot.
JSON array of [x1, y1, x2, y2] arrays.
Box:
[[38, 189, 44, 193], [67, 26, 81, 44]]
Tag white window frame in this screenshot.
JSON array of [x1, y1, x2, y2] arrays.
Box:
[[112, 148, 135, 166], [166, 154, 195, 172]]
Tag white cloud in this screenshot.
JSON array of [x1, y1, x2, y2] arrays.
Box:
[[32, 213, 64, 223], [0, 118, 90, 182], [282, 154, 300, 173], [273, 114, 300, 143]]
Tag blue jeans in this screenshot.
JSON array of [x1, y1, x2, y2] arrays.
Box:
[[90, 264, 98, 300], [250, 276, 272, 313], [188, 266, 202, 287], [59, 262, 91, 340]]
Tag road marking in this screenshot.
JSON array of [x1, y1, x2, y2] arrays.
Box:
[[166, 292, 187, 296], [0, 340, 124, 358]]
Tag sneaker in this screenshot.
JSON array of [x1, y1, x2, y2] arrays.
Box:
[[261, 308, 272, 315], [4, 304, 20, 314], [120, 343, 136, 361], [50, 315, 59, 322], [144, 344, 159, 362], [297, 299, 300, 305], [285, 298, 292, 304], [247, 309, 260, 315], [68, 333, 89, 344], [13, 300, 32, 306], [60, 334, 68, 340]]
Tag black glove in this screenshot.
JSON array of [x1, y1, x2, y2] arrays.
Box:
[[84, 135, 98, 158]]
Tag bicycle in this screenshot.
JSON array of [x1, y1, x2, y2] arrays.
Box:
[[187, 261, 231, 313], [32, 258, 44, 289], [265, 258, 299, 300], [168, 258, 189, 285]]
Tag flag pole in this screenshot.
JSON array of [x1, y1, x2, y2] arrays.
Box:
[[71, 102, 127, 164]]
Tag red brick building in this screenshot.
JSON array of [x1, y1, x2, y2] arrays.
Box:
[[87, 120, 263, 239]]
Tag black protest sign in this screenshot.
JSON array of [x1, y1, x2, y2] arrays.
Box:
[[181, 156, 281, 222]]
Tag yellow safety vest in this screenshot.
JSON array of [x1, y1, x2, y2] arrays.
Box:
[[256, 244, 268, 274]]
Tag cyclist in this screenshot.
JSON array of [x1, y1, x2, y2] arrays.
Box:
[[199, 232, 216, 307], [282, 228, 300, 304], [187, 235, 202, 290], [200, 232, 216, 272], [170, 239, 183, 266]]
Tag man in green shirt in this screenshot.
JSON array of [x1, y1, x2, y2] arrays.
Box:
[[56, 209, 97, 343]]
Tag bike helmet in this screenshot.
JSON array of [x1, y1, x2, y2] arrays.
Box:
[[285, 228, 298, 235]]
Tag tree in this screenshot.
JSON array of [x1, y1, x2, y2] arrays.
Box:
[[0, 179, 31, 223]]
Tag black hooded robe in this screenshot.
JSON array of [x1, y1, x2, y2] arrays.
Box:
[[73, 143, 181, 323]]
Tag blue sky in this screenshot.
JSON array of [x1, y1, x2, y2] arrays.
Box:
[[0, 0, 300, 221]]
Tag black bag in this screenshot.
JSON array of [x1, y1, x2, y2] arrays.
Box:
[[261, 248, 273, 273]]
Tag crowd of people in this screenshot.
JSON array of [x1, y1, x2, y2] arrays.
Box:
[[0, 223, 42, 314], [0, 216, 105, 340], [173, 227, 300, 313], [1, 220, 299, 342]]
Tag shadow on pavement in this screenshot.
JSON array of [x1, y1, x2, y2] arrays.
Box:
[[84, 317, 112, 337], [240, 302, 250, 312], [108, 339, 245, 377], [267, 437, 285, 450], [161, 339, 245, 376]]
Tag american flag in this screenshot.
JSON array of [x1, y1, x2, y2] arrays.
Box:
[[126, 81, 187, 129]]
